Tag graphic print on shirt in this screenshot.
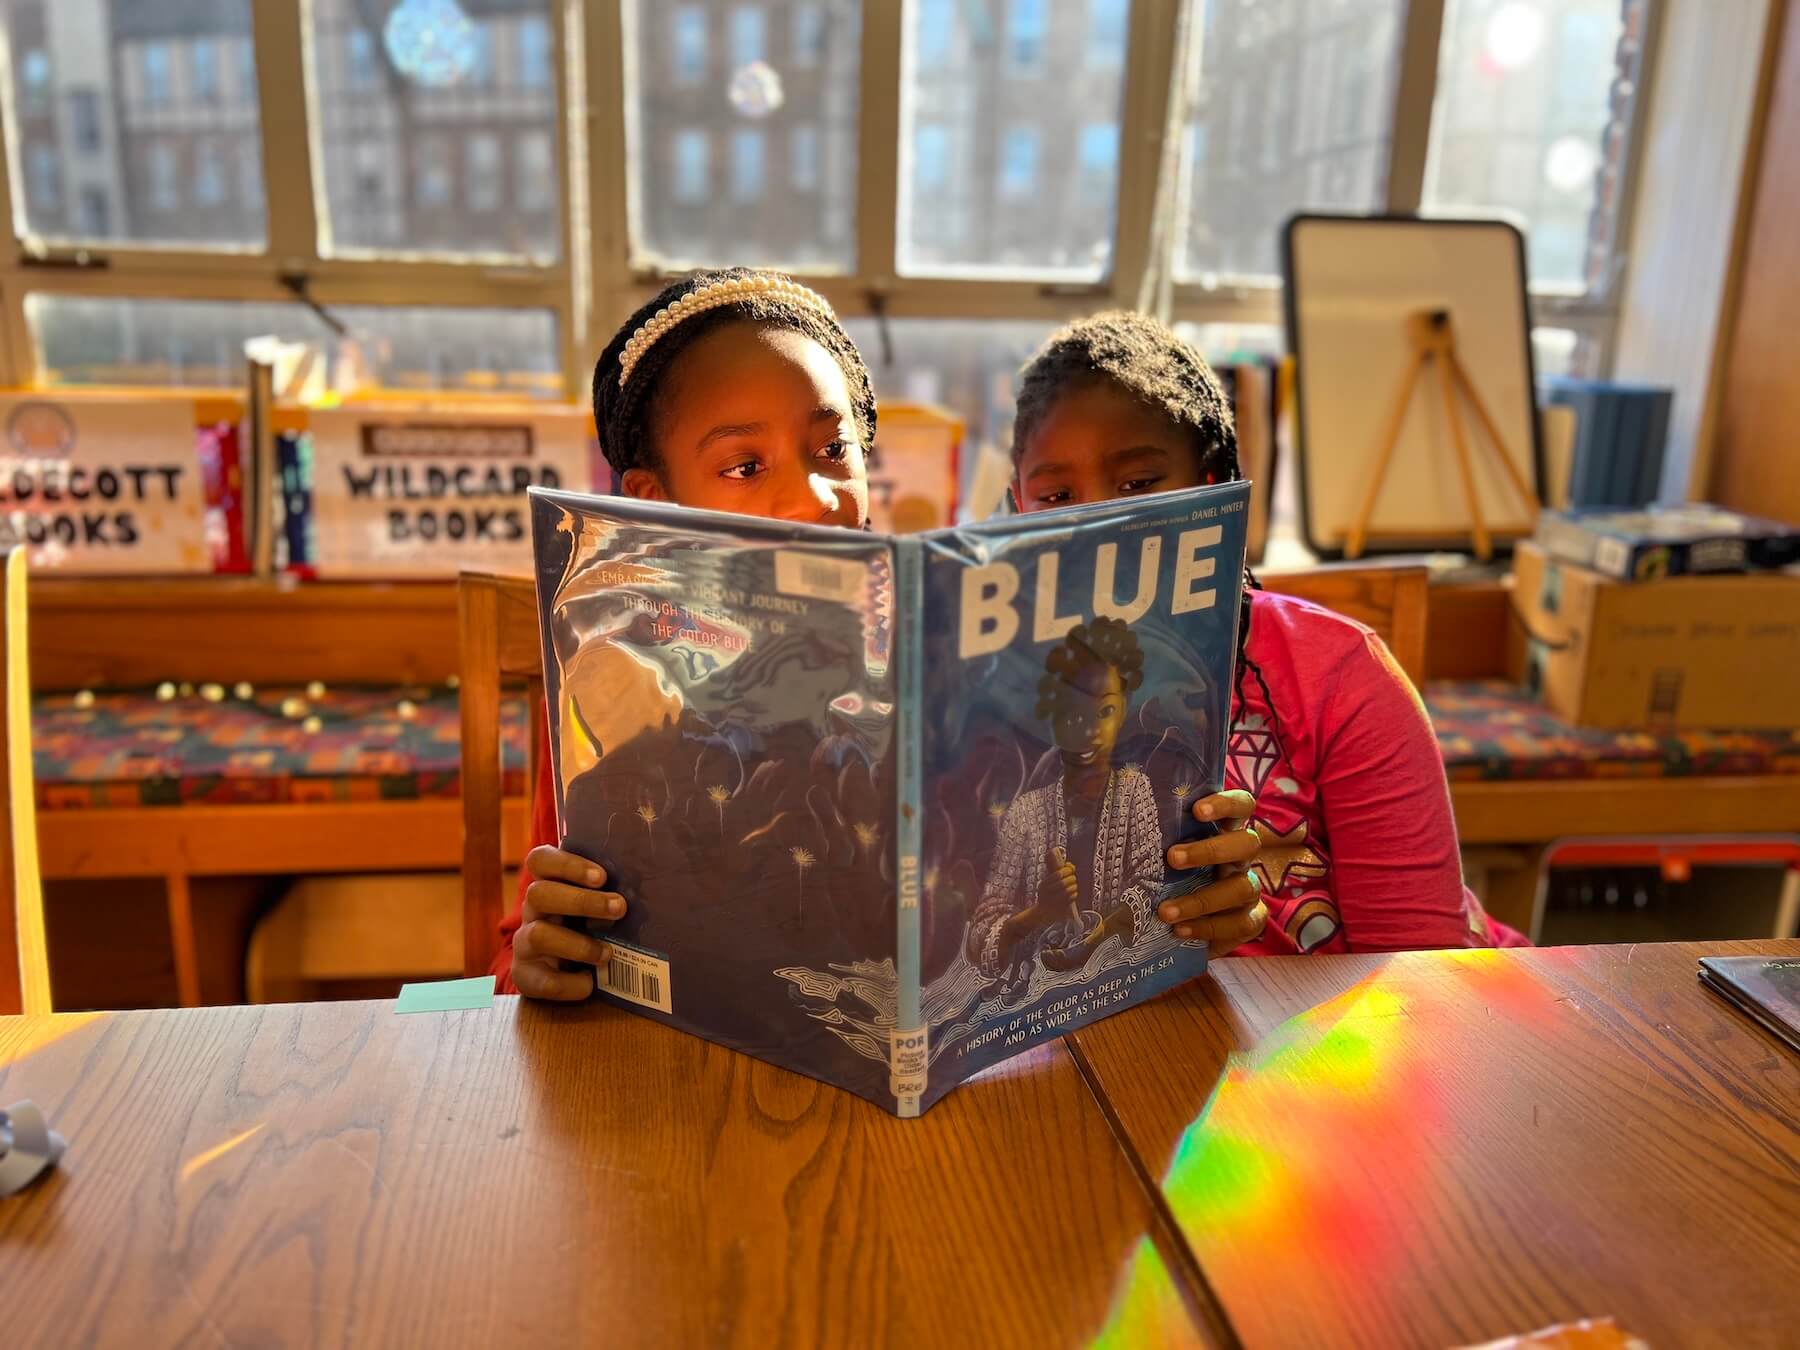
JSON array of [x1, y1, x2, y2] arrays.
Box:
[[1223, 709, 1345, 954]]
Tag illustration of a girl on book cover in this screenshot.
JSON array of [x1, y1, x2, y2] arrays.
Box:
[[966, 617, 1165, 990]]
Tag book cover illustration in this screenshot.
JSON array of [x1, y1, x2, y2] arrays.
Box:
[[532, 480, 1250, 1115]]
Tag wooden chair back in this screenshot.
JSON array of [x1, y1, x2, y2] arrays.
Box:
[[1, 550, 50, 1016], [1256, 564, 1429, 687], [458, 571, 544, 979]]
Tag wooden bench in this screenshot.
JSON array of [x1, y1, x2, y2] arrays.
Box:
[[28, 578, 527, 1006]]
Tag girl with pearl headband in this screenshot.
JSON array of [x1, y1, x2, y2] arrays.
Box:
[[496, 269, 1270, 1000]]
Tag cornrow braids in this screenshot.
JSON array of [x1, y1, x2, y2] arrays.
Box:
[[591, 266, 878, 480], [1013, 311, 1266, 730]]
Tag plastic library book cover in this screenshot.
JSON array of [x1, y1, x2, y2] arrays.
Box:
[[1698, 955, 1800, 1054], [532, 480, 1250, 1115]]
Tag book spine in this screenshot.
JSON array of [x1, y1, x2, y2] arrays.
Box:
[[890, 537, 927, 1118]]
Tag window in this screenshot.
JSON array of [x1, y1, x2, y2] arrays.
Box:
[[791, 124, 821, 191], [732, 129, 766, 202], [672, 6, 708, 83], [518, 16, 553, 89], [1176, 0, 1406, 282], [1088, 0, 1128, 68], [468, 23, 496, 86], [353, 143, 385, 208], [519, 131, 555, 210], [3, 0, 266, 246], [142, 43, 173, 105], [195, 140, 227, 206], [416, 138, 453, 207], [348, 29, 379, 90], [76, 188, 110, 237], [1078, 123, 1118, 192], [903, 1, 1124, 276], [999, 127, 1039, 199], [192, 39, 221, 103], [307, 0, 561, 260], [235, 36, 256, 98], [19, 48, 48, 112], [148, 143, 181, 212], [70, 90, 103, 152], [1424, 0, 1647, 294], [792, 5, 826, 67], [241, 140, 264, 210], [26, 296, 561, 400], [914, 124, 951, 196], [732, 7, 767, 67], [1007, 0, 1048, 75], [628, 0, 861, 269], [26, 145, 59, 211], [916, 0, 954, 66], [466, 134, 502, 210], [673, 129, 709, 204]]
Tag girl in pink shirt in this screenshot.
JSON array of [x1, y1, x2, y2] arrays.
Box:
[[1011, 312, 1524, 954]]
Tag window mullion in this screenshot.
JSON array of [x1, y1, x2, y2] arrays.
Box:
[[855, 0, 902, 292], [1385, 0, 1446, 214], [584, 0, 633, 350], [1111, 0, 1185, 313], [249, 0, 320, 267]]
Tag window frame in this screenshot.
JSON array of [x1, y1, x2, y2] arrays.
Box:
[[0, 0, 1660, 400]]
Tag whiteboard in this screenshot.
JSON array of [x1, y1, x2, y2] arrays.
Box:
[[1284, 216, 1542, 557]]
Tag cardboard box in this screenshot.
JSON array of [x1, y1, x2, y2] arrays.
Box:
[[1509, 541, 1800, 729]]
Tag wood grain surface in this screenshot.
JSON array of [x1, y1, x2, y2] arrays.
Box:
[[1070, 941, 1800, 1350], [1, 997, 1210, 1349]]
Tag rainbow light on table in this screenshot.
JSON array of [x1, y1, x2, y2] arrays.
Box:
[[1092, 950, 1568, 1343]]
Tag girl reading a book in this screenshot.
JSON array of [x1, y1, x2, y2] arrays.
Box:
[[1010, 311, 1526, 955], [500, 272, 1270, 1000]]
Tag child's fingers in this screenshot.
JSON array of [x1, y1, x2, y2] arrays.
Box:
[[515, 917, 610, 968], [524, 878, 626, 922], [1174, 898, 1270, 955], [512, 955, 595, 1002], [1191, 791, 1256, 828], [1166, 827, 1261, 871], [526, 844, 609, 890], [1158, 871, 1260, 924]]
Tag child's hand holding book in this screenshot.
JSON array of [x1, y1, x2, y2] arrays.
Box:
[[511, 846, 629, 1001], [1160, 790, 1266, 957]]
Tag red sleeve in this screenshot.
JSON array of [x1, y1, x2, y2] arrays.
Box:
[[1313, 634, 1497, 952], [490, 720, 559, 994]]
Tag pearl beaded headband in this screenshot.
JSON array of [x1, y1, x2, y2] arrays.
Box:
[[616, 275, 837, 388]]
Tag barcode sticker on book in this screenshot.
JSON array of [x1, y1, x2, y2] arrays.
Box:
[[775, 551, 867, 605], [598, 941, 672, 1014]]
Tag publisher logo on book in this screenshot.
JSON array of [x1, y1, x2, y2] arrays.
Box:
[[7, 401, 76, 459]]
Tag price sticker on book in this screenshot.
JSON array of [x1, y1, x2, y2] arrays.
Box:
[[598, 941, 672, 1015]]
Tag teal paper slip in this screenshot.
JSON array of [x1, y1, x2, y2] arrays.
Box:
[[396, 975, 496, 1014]]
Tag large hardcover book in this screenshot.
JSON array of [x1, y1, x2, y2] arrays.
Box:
[[532, 481, 1250, 1115]]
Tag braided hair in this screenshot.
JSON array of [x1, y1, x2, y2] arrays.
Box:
[[1013, 312, 1280, 753], [1036, 618, 1144, 721], [592, 266, 877, 480]]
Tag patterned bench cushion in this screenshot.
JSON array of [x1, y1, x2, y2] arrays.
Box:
[[1427, 680, 1800, 782], [33, 686, 528, 809]]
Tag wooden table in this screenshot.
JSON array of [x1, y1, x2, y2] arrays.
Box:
[[0, 998, 1205, 1349], [1070, 940, 1800, 1350], [5, 943, 1796, 1349]]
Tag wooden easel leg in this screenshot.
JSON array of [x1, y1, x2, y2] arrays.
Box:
[[1451, 357, 1539, 514], [1347, 348, 1429, 559], [1437, 358, 1491, 559]]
